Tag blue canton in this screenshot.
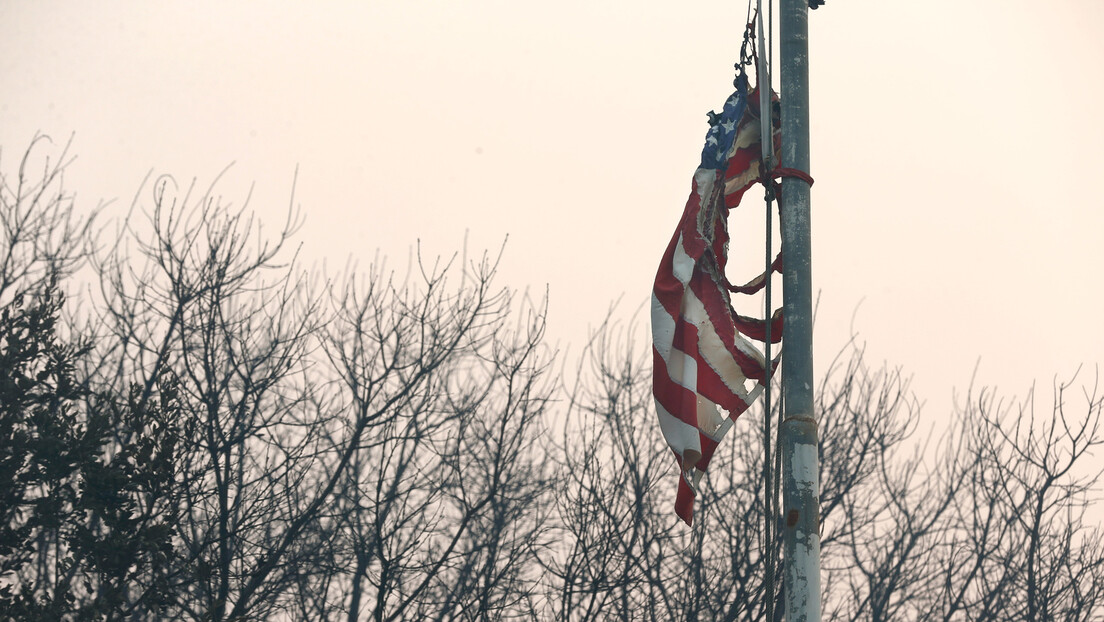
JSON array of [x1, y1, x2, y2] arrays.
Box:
[[699, 74, 748, 171]]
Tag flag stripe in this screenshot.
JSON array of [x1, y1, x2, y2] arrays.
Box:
[[670, 313, 752, 426], [652, 345, 700, 430], [734, 311, 784, 343], [652, 78, 783, 526], [687, 271, 768, 381], [729, 253, 783, 295], [653, 376, 701, 458], [675, 283, 758, 407]]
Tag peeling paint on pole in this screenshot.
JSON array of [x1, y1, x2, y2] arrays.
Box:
[[781, 418, 820, 621], [791, 442, 818, 496]]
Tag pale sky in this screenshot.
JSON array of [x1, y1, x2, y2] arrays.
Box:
[[2, 0, 1102, 418]]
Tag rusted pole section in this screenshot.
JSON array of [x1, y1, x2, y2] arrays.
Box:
[[778, 0, 820, 619]]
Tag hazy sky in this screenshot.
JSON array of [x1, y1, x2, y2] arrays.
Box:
[[2, 0, 1102, 418]]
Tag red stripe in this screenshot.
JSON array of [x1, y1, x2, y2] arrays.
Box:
[[734, 310, 783, 344], [672, 317, 754, 418], [696, 431, 720, 472], [651, 346, 698, 429], [729, 253, 784, 295], [688, 270, 767, 382], [653, 175, 715, 320], [675, 476, 695, 525], [653, 243, 684, 319], [725, 146, 761, 182], [674, 432, 722, 526], [679, 176, 715, 259]]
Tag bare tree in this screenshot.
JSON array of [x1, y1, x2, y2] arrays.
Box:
[[75, 169, 334, 619], [0, 134, 99, 306], [77, 167, 560, 619], [548, 318, 1104, 622], [818, 350, 959, 621], [819, 366, 1104, 622], [544, 316, 681, 621], [289, 256, 557, 621], [4, 136, 1103, 621], [918, 376, 1104, 621]]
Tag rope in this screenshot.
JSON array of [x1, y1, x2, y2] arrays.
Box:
[[766, 10, 783, 618], [767, 166, 815, 187], [755, 3, 778, 620]]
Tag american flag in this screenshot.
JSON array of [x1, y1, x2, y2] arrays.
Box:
[[651, 76, 782, 526]]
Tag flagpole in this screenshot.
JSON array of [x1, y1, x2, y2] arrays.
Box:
[[778, 0, 821, 620]]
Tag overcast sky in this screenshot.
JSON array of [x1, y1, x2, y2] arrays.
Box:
[[2, 0, 1102, 419]]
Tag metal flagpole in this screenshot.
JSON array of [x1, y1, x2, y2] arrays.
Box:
[[778, 0, 820, 620]]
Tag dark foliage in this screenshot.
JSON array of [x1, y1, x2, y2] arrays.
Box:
[[0, 286, 182, 621]]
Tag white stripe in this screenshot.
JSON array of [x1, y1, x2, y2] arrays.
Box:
[[746, 382, 764, 405], [655, 283, 764, 410], [655, 399, 701, 457], [724, 165, 762, 196], [671, 235, 695, 285], [680, 284, 760, 402], [664, 344, 696, 393], [728, 119, 760, 155], [650, 292, 675, 361], [661, 344, 726, 440], [695, 393, 726, 440], [693, 167, 718, 197]]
